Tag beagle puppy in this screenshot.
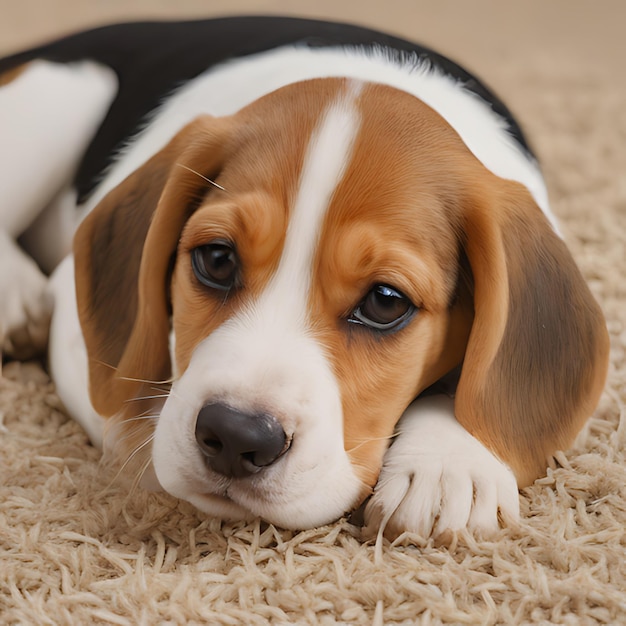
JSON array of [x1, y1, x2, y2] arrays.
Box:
[[0, 17, 609, 538]]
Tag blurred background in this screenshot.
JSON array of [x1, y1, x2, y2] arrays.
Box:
[[1, 0, 623, 83]]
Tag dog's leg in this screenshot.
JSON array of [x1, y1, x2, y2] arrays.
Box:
[[0, 59, 117, 358], [363, 395, 520, 539], [0, 230, 51, 358]]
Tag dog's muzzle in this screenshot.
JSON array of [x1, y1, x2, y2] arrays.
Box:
[[195, 403, 288, 478]]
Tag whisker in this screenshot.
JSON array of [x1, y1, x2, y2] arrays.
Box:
[[125, 435, 154, 467], [116, 414, 160, 426], [92, 359, 175, 386], [124, 455, 155, 497], [116, 374, 175, 385], [106, 435, 155, 489], [348, 458, 381, 486], [124, 393, 170, 403], [346, 432, 399, 455], [94, 359, 118, 372], [129, 405, 160, 418], [139, 456, 152, 481], [112, 418, 159, 443], [120, 387, 193, 413], [176, 162, 226, 191]]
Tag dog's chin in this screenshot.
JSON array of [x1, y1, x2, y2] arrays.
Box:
[[146, 469, 362, 530], [187, 491, 256, 522], [182, 486, 343, 530], [139, 460, 254, 520]]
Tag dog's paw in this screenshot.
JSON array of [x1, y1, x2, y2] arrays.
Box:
[[363, 395, 519, 540], [0, 231, 52, 359]]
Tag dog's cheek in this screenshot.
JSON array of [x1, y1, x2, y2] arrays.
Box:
[[333, 342, 419, 489], [337, 310, 461, 489]]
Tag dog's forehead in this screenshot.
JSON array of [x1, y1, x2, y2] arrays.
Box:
[[233, 77, 466, 163], [230, 78, 347, 157], [180, 76, 470, 307], [221, 79, 468, 223], [344, 82, 472, 206], [326, 83, 463, 262]]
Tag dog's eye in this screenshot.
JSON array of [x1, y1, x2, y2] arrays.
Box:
[[191, 241, 239, 290], [350, 284, 415, 331]]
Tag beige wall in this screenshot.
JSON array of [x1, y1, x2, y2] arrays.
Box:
[[1, 0, 624, 82]]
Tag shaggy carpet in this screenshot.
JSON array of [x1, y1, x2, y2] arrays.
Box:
[[1, 1, 625, 624]]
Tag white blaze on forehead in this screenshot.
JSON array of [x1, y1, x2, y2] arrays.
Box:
[[272, 81, 363, 310]]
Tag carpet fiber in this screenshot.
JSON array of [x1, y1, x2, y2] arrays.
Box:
[[1, 2, 625, 623]]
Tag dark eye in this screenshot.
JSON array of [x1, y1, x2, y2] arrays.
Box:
[[349, 284, 416, 331], [191, 241, 239, 291]]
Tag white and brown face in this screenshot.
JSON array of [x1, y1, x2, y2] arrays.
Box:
[[74, 78, 608, 528], [156, 81, 474, 526]]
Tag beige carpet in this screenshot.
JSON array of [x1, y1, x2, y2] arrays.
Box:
[[1, 1, 625, 623]]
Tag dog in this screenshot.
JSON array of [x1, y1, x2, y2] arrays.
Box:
[[0, 16, 609, 539]]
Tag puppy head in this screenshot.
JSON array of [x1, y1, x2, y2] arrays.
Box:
[[74, 79, 608, 527]]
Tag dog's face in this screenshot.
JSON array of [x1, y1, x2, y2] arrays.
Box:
[[160, 81, 472, 525], [74, 78, 608, 528]]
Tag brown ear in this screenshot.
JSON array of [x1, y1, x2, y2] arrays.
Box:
[[74, 116, 232, 417], [455, 176, 610, 486]]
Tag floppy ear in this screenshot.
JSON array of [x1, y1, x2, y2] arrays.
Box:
[[74, 116, 233, 418], [455, 176, 610, 486]]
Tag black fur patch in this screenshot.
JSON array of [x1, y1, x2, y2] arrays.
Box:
[[0, 16, 534, 202]]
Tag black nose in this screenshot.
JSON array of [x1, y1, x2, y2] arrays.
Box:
[[195, 403, 287, 478]]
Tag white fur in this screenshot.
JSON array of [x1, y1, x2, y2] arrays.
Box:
[[0, 60, 116, 356], [0, 230, 51, 357], [0, 60, 117, 237], [364, 395, 520, 538], [20, 187, 82, 275], [47, 256, 105, 447], [152, 90, 365, 528]]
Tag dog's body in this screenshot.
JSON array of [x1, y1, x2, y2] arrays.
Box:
[[0, 17, 609, 538]]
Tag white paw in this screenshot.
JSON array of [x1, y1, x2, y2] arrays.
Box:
[[0, 231, 52, 359], [364, 395, 519, 540]]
